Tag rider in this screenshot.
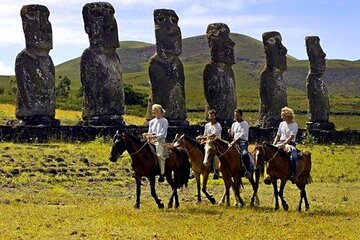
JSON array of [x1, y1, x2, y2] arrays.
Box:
[[143, 104, 169, 183], [228, 108, 252, 179], [273, 106, 299, 183], [196, 109, 222, 179]]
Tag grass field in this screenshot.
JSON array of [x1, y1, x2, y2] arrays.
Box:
[[1, 103, 360, 129], [0, 141, 359, 239]]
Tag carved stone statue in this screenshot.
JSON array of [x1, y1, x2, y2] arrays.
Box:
[[81, 2, 124, 126], [147, 9, 187, 126], [305, 36, 335, 130], [203, 23, 236, 124], [258, 31, 288, 128], [14, 5, 59, 126]]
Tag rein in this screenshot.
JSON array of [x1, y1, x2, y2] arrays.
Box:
[[215, 144, 232, 158], [186, 143, 198, 154], [265, 147, 281, 163], [127, 141, 149, 156]]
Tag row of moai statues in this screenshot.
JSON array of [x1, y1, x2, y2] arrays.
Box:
[[13, 3, 334, 130]]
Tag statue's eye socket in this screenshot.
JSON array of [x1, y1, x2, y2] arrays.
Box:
[[169, 17, 177, 24], [267, 38, 276, 44]]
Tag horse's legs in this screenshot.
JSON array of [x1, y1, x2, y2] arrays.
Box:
[[302, 186, 310, 211], [224, 177, 232, 207], [278, 179, 289, 211], [194, 172, 202, 203], [135, 177, 141, 209], [167, 175, 175, 209], [218, 191, 226, 205], [202, 171, 216, 204], [297, 187, 304, 212], [234, 177, 244, 207], [249, 171, 259, 207], [149, 175, 164, 209], [272, 180, 280, 210], [254, 169, 261, 206]]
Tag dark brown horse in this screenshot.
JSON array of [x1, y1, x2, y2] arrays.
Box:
[[254, 143, 312, 211], [173, 134, 216, 204], [204, 137, 260, 207], [109, 131, 190, 209]]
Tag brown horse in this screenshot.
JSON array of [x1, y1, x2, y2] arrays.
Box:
[[204, 137, 260, 207], [173, 134, 216, 204], [254, 143, 312, 211], [109, 131, 190, 209]]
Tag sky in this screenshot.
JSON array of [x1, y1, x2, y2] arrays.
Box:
[[0, 0, 359, 75]]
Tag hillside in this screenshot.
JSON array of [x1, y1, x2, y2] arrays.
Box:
[[1, 33, 360, 113]]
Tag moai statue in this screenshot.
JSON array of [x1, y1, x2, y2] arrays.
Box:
[[203, 23, 236, 125], [147, 9, 188, 126], [258, 31, 288, 128], [305, 36, 335, 130], [81, 2, 124, 126], [14, 5, 60, 126]]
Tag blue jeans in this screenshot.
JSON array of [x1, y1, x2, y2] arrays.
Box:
[[238, 141, 253, 172], [289, 142, 297, 176]]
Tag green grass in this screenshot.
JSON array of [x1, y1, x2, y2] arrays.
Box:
[[0, 142, 359, 239]]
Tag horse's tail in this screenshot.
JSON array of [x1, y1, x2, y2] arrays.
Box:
[[178, 147, 191, 188]]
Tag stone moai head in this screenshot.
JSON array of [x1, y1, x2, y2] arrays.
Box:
[[154, 9, 182, 61], [206, 23, 235, 64], [21, 5, 52, 54], [262, 31, 287, 72], [306, 36, 326, 76], [82, 2, 119, 49]]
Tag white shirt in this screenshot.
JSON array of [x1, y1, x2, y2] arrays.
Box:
[[204, 122, 222, 138], [277, 121, 298, 143], [230, 120, 249, 141], [148, 117, 168, 140]]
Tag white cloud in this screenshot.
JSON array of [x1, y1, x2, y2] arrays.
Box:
[[0, 61, 14, 75]]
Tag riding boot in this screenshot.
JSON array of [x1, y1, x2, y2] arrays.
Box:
[[158, 156, 166, 183], [243, 154, 252, 179]]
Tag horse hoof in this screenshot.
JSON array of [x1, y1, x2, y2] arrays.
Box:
[[250, 202, 254, 207], [283, 204, 289, 211], [175, 204, 180, 209], [158, 203, 164, 209], [134, 204, 140, 209], [168, 203, 173, 209], [274, 206, 279, 211], [305, 205, 310, 211], [297, 207, 301, 212], [210, 198, 216, 205]]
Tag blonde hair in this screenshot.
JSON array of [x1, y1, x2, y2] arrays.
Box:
[[152, 104, 166, 115], [281, 106, 295, 120]]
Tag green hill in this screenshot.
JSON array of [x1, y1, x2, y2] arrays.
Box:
[[1, 33, 360, 113]]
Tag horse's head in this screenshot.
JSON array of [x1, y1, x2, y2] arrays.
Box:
[[254, 142, 267, 169], [109, 131, 126, 162], [203, 137, 217, 167], [172, 133, 185, 147]]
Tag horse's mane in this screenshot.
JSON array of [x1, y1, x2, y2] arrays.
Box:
[[124, 132, 144, 144], [264, 143, 289, 159], [183, 135, 204, 153]]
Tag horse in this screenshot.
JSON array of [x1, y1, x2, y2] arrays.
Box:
[[109, 131, 190, 209], [204, 137, 260, 207], [254, 142, 312, 211], [173, 134, 216, 204]]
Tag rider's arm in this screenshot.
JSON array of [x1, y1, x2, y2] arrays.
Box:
[[273, 135, 280, 145]]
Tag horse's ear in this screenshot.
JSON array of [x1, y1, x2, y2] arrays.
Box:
[[180, 133, 185, 138], [174, 133, 179, 140]]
